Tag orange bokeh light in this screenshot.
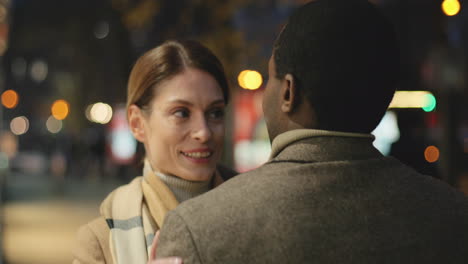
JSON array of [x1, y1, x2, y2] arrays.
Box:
[[1, 90, 19, 109], [51, 99, 70, 120], [424, 145, 440, 163], [238, 70, 263, 90]]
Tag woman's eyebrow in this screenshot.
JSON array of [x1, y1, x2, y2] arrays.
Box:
[[166, 99, 193, 106], [209, 99, 225, 106], [166, 98, 225, 107]]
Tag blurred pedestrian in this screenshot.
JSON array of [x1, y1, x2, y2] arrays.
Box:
[[72, 39, 237, 264], [155, 1, 468, 263]]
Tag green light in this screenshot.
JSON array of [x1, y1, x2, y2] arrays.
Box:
[[422, 94, 436, 112]]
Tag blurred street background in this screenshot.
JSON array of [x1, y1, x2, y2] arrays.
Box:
[[1, 0, 468, 263]]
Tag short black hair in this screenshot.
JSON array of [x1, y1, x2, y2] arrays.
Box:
[[273, 0, 400, 133]]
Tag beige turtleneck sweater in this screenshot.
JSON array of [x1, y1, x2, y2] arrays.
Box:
[[155, 171, 211, 203]]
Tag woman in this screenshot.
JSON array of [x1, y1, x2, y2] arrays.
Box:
[[73, 40, 236, 264]]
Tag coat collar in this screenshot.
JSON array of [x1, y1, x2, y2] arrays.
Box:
[[269, 129, 381, 163]]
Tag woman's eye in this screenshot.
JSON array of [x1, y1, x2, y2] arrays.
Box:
[[208, 108, 225, 120], [174, 109, 189, 118]]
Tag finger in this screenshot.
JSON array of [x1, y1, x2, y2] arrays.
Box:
[[149, 230, 160, 261]]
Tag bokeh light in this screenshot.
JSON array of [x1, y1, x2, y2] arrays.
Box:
[[109, 107, 137, 163], [238, 70, 263, 90], [442, 0, 461, 16], [10, 116, 29, 135], [389, 91, 436, 111], [372, 111, 400, 156], [1, 89, 19, 109], [238, 70, 249, 88], [30, 59, 48, 83], [111, 129, 137, 161], [94, 21, 110, 39], [85, 104, 93, 121], [422, 93, 437, 112], [424, 145, 440, 163], [51, 99, 70, 120], [86, 102, 113, 124], [46, 116, 63, 134]]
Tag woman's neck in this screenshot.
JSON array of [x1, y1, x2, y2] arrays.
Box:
[[145, 160, 212, 202]]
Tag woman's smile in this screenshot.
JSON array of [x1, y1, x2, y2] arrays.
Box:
[[180, 148, 214, 164]]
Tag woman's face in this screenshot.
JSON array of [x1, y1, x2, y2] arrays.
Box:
[[131, 67, 225, 181]]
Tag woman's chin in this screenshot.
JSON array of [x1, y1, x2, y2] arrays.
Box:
[[179, 168, 215, 182]]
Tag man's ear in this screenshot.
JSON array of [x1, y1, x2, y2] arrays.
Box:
[[128, 104, 146, 143], [280, 73, 297, 113]]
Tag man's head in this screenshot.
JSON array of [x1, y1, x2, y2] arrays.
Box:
[[263, 0, 400, 141]]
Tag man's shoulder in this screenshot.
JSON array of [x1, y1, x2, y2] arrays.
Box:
[[182, 165, 269, 207], [177, 156, 468, 218]]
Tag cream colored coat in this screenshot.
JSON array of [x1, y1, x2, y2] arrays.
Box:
[[72, 165, 234, 264]]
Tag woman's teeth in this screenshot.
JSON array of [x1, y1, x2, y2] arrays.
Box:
[[182, 151, 212, 158]]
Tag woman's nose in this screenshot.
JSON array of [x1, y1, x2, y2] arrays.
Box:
[[191, 117, 212, 143]]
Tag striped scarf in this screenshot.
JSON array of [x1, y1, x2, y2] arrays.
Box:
[[100, 160, 223, 264]]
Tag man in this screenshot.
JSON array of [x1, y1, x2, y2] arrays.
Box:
[[155, 0, 468, 263]]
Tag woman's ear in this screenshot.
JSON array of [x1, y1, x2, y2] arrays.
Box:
[[280, 73, 297, 113], [128, 104, 146, 143]]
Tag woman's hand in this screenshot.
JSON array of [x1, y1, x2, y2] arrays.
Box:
[[148, 231, 183, 264]]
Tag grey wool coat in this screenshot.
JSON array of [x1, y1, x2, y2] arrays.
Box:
[[157, 129, 468, 264]]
